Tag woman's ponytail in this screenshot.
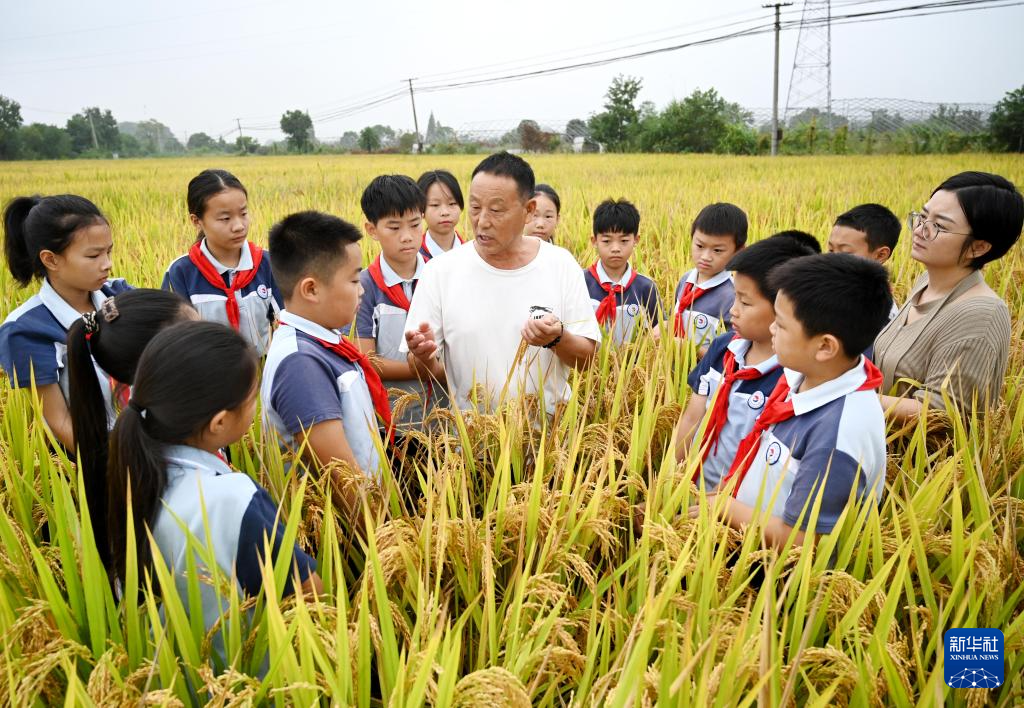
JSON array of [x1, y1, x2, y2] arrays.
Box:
[[3, 195, 42, 286]]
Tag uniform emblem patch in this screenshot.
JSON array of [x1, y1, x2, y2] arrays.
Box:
[[256, 284, 271, 300], [626, 303, 640, 317], [748, 390, 766, 409], [693, 313, 709, 330], [766, 441, 783, 465]]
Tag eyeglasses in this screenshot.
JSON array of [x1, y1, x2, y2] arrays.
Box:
[[908, 211, 971, 242]]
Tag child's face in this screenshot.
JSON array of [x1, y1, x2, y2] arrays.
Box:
[[424, 183, 461, 238], [592, 231, 637, 273], [318, 243, 365, 330], [528, 194, 559, 242], [828, 225, 890, 263], [770, 291, 818, 372], [43, 221, 114, 292], [729, 273, 775, 344], [366, 209, 422, 266], [192, 188, 249, 255], [691, 231, 739, 277], [218, 381, 259, 447]]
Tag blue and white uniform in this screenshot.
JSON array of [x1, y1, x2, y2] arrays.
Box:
[[0, 278, 132, 424], [672, 269, 735, 346], [162, 239, 282, 356], [261, 311, 384, 478], [355, 254, 437, 428], [152, 445, 316, 662], [583, 262, 662, 344], [734, 358, 886, 533], [687, 332, 783, 489]]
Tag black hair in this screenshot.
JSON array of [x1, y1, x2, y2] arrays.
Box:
[[3, 194, 108, 287], [768, 230, 822, 254], [769, 253, 892, 358], [107, 321, 258, 586], [533, 184, 561, 214], [931, 171, 1024, 269], [726, 234, 818, 303], [268, 210, 363, 296], [361, 174, 426, 224], [67, 289, 195, 571], [417, 170, 465, 210], [593, 198, 640, 236], [834, 204, 901, 252], [471, 151, 535, 202], [690, 203, 748, 248], [186, 169, 247, 219]]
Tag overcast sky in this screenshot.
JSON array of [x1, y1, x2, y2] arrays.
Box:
[[2, 0, 1022, 144]]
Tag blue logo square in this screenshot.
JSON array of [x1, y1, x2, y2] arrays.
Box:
[[944, 629, 1004, 689]]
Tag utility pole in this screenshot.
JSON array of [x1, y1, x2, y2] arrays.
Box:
[[236, 118, 243, 141], [406, 78, 422, 154], [87, 111, 99, 150], [764, 2, 792, 156]]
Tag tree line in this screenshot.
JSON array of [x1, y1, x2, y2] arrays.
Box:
[[1, 80, 1021, 160]]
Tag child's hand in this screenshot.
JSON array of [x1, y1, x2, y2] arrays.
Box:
[[522, 313, 562, 347], [405, 322, 438, 361], [688, 492, 718, 519]]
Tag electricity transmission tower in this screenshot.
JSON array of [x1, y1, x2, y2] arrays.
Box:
[[785, 0, 833, 128]]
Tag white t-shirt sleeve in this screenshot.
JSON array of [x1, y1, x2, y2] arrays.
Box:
[[559, 252, 602, 343], [400, 261, 444, 353]]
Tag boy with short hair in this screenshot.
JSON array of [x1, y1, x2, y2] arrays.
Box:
[[675, 235, 818, 489], [583, 198, 662, 344], [828, 204, 902, 323], [670, 203, 748, 348], [355, 175, 437, 430], [261, 211, 391, 490], [700, 253, 892, 548], [828, 203, 901, 263]]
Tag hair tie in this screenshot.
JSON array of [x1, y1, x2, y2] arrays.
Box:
[[100, 298, 119, 322], [82, 311, 99, 335], [128, 399, 147, 419]]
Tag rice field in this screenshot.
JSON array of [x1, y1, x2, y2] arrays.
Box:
[[0, 153, 1022, 706]]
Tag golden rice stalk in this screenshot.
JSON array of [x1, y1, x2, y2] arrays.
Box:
[[452, 667, 531, 708]]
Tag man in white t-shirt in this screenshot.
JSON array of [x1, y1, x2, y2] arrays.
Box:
[[402, 152, 601, 413]]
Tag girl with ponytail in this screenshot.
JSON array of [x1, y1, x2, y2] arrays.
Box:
[[161, 169, 282, 355], [66, 288, 197, 569], [107, 321, 321, 656], [0, 194, 131, 449]]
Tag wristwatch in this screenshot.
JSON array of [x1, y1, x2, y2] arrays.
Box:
[[543, 321, 564, 349]]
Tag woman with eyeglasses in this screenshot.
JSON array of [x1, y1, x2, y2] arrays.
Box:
[[873, 171, 1023, 423]]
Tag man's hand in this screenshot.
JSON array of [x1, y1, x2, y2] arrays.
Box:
[[405, 322, 438, 362], [521, 313, 562, 348]]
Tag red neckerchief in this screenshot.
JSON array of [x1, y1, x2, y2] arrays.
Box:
[[312, 335, 394, 442], [693, 339, 778, 479], [720, 359, 884, 496], [187, 241, 264, 330], [368, 255, 412, 310], [420, 230, 463, 262], [588, 263, 637, 327], [673, 280, 707, 338]]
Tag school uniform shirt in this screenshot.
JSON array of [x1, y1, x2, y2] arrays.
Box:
[[0, 278, 132, 425], [733, 357, 886, 533], [584, 262, 663, 344], [355, 254, 437, 428], [152, 445, 315, 662], [687, 332, 783, 489], [261, 311, 384, 478], [162, 239, 282, 356], [420, 231, 464, 262], [672, 269, 735, 346], [400, 240, 601, 414]]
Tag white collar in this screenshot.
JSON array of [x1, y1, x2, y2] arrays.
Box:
[[278, 309, 342, 344], [783, 356, 873, 416], [164, 444, 232, 480], [379, 253, 425, 287], [423, 231, 460, 258], [200, 238, 253, 274], [685, 268, 732, 290], [38, 278, 109, 330], [596, 261, 633, 286], [726, 336, 779, 373]]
